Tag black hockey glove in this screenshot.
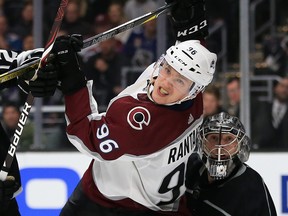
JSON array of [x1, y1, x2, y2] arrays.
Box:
[[29, 63, 58, 97], [185, 153, 205, 191], [52, 34, 86, 95], [0, 176, 20, 207], [167, 0, 208, 41], [12, 48, 44, 94]]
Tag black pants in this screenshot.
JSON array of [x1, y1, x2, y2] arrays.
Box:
[[0, 198, 21, 216], [60, 181, 159, 216]]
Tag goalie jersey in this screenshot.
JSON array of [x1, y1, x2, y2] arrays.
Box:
[[185, 154, 277, 216], [64, 64, 204, 214]]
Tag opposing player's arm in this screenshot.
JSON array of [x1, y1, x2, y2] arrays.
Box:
[[0, 50, 18, 90], [0, 49, 45, 92]]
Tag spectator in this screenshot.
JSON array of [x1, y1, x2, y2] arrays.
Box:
[[224, 76, 259, 131], [0, 102, 35, 151], [107, 0, 131, 46], [61, 1, 92, 39], [84, 0, 111, 23], [224, 77, 240, 117], [22, 34, 34, 51], [0, 15, 22, 50], [93, 14, 112, 36], [80, 14, 112, 63], [1, 0, 24, 27], [252, 76, 288, 149], [124, 0, 157, 21], [11, 1, 34, 39], [123, 18, 157, 67], [186, 112, 277, 215], [281, 35, 288, 76], [83, 37, 130, 110], [202, 84, 226, 120], [1, 102, 21, 144], [263, 35, 287, 77], [0, 0, 4, 15]]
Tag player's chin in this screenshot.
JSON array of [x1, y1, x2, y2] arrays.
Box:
[[153, 95, 177, 105]]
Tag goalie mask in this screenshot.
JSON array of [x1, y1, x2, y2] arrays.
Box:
[[198, 112, 251, 180], [147, 40, 217, 105]]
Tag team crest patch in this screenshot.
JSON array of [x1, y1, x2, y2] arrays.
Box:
[[127, 106, 151, 130]]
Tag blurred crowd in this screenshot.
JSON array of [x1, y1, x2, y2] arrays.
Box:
[[0, 0, 288, 151], [202, 76, 288, 150]]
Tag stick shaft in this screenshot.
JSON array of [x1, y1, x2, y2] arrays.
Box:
[[83, 2, 175, 49], [0, 2, 175, 84]]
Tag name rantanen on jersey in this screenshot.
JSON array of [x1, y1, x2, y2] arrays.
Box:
[[167, 129, 197, 164]]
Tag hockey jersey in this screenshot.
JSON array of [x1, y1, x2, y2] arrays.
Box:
[[64, 64, 204, 214], [185, 154, 277, 216], [0, 50, 18, 90]]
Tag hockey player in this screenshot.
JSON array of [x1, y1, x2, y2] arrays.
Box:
[[0, 121, 21, 216], [0, 49, 57, 215], [185, 112, 277, 216], [29, 0, 216, 215]]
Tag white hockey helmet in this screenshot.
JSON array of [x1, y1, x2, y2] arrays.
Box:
[[164, 40, 217, 99], [198, 112, 251, 180]]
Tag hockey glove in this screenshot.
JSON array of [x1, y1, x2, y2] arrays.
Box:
[[185, 153, 205, 191], [167, 0, 208, 41], [0, 176, 20, 206], [29, 63, 58, 97], [52, 34, 86, 95], [12, 48, 44, 94]]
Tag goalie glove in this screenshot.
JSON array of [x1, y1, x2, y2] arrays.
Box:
[[167, 0, 208, 41]]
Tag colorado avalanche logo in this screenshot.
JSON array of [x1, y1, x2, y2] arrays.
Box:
[[127, 106, 151, 130]]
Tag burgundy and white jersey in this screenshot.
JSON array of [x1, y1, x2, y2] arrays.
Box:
[[64, 64, 204, 214]]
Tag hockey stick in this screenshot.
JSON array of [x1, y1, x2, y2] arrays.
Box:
[[0, 0, 69, 181], [82, 2, 175, 48], [0, 2, 175, 84]]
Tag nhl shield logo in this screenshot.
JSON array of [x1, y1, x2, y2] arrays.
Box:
[[127, 106, 151, 130]]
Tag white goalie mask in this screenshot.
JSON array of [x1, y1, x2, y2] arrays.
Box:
[[147, 40, 217, 104], [198, 112, 251, 180]]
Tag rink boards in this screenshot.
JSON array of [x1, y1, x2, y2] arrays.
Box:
[[15, 151, 287, 216]]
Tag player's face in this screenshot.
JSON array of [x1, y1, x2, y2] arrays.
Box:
[[151, 63, 193, 104], [204, 133, 238, 159]]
